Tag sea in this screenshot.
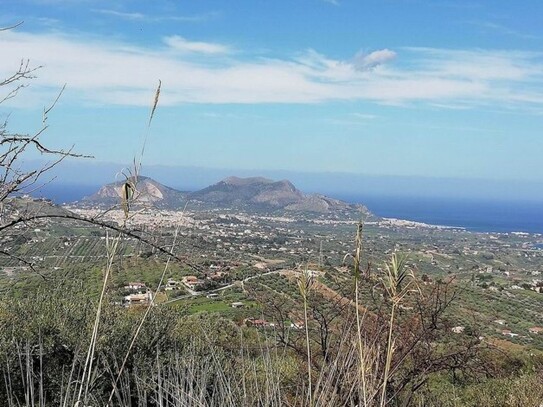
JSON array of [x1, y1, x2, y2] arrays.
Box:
[[338, 194, 543, 235], [34, 185, 543, 235]]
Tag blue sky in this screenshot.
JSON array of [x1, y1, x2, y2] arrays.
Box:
[[2, 0, 543, 192]]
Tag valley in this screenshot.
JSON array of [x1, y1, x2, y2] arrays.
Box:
[[2, 176, 542, 352]]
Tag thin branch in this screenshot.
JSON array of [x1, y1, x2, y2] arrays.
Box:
[[0, 21, 24, 32], [0, 250, 47, 280], [0, 135, 92, 158], [43, 84, 66, 124], [0, 213, 204, 274]]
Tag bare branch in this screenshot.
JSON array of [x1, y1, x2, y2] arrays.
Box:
[[0, 213, 204, 274], [0, 249, 47, 280], [0, 21, 24, 32], [0, 135, 92, 158], [43, 84, 67, 124], [0, 59, 41, 88]]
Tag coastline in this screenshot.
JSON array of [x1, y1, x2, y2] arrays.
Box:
[[378, 217, 466, 230]]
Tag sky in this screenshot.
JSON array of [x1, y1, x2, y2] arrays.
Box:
[[1, 0, 543, 199]]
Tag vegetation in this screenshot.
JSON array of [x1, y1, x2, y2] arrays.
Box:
[[0, 45, 542, 406], [0, 266, 541, 406]]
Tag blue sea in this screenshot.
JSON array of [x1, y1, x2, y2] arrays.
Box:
[[336, 194, 543, 235], [34, 185, 543, 235], [33, 184, 100, 204]]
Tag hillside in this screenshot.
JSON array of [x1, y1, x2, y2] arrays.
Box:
[[3, 196, 73, 218]]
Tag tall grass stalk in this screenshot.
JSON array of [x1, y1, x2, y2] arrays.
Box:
[[85, 80, 162, 406], [297, 267, 314, 407], [379, 253, 419, 407], [353, 221, 369, 407], [106, 226, 181, 405], [77, 230, 122, 405]]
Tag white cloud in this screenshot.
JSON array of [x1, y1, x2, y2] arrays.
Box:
[[403, 47, 543, 80], [352, 113, 377, 120], [93, 9, 218, 23], [353, 49, 397, 70], [163, 35, 230, 54], [1, 30, 543, 110], [93, 9, 146, 21], [470, 21, 539, 40]]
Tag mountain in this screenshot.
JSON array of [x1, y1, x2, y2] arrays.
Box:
[[189, 176, 370, 215], [80, 176, 188, 208], [79, 175, 371, 216], [190, 177, 303, 207]]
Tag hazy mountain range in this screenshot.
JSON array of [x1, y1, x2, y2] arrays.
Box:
[[81, 175, 370, 215], [25, 159, 543, 202]]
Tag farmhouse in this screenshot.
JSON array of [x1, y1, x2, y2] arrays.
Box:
[[451, 326, 465, 334], [182, 276, 203, 290], [231, 302, 244, 308], [164, 278, 180, 291], [123, 292, 152, 306], [501, 330, 519, 338]]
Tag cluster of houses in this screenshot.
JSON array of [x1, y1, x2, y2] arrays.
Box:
[[494, 320, 543, 338], [474, 265, 543, 294], [181, 270, 228, 290], [120, 279, 307, 334], [120, 262, 234, 306], [243, 318, 305, 330], [122, 276, 211, 304], [450, 319, 543, 340]]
